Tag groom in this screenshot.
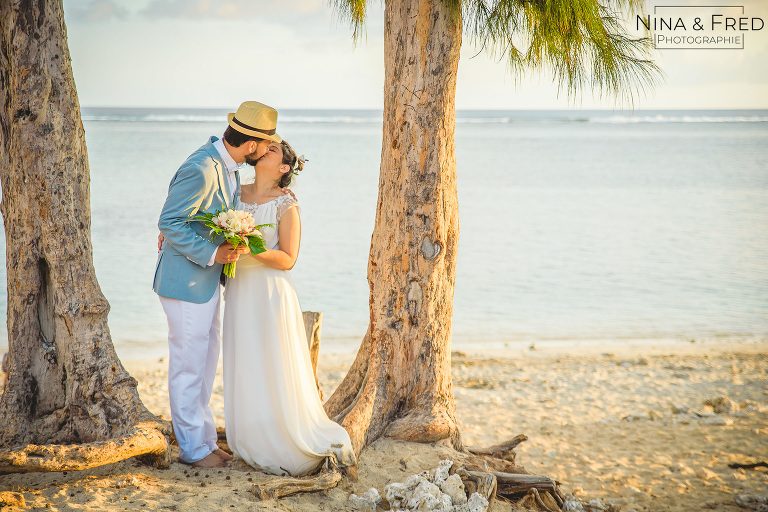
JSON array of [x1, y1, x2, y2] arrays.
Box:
[[153, 101, 282, 468]]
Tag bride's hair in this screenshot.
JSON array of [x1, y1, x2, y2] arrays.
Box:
[[278, 140, 303, 188]]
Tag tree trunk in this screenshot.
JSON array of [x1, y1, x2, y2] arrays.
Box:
[[325, 0, 463, 454], [0, 0, 167, 465]]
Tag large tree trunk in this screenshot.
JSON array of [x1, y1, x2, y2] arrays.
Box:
[[325, 0, 463, 454], [0, 0, 167, 468]]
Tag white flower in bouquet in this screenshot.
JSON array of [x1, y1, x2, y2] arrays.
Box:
[[189, 206, 273, 278]]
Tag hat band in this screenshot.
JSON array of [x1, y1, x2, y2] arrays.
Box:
[[232, 116, 276, 136]]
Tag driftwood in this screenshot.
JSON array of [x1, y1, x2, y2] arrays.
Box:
[[250, 470, 342, 500], [532, 487, 562, 512], [466, 436, 529, 475], [494, 473, 561, 495], [467, 434, 527, 463], [0, 424, 170, 474], [302, 311, 323, 400], [455, 467, 497, 508], [462, 436, 566, 511], [729, 461, 768, 470], [453, 466, 564, 509]]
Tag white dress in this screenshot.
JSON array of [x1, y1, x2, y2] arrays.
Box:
[[222, 194, 356, 476]]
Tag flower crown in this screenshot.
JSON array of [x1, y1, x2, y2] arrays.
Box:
[[292, 154, 308, 175]]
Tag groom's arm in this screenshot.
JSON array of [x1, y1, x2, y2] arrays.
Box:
[[158, 162, 220, 267]]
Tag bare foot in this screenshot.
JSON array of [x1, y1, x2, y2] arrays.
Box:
[[214, 449, 233, 462], [191, 452, 227, 468]]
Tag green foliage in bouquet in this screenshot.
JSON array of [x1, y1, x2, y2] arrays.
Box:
[[188, 206, 274, 278]]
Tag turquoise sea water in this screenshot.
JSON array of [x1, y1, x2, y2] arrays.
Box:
[[1, 108, 767, 359]]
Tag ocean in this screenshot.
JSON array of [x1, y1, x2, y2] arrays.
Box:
[[1, 108, 767, 360]]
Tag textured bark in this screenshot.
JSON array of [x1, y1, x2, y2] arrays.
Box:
[[0, 492, 25, 507], [324, 328, 369, 419], [0, 424, 169, 473], [466, 435, 528, 468], [455, 467, 497, 508], [466, 435, 528, 458], [493, 473, 562, 495], [250, 470, 343, 500], [302, 311, 323, 400], [325, 0, 463, 454], [0, 0, 166, 466]]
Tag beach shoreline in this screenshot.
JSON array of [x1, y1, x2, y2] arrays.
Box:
[[0, 337, 766, 511], [93, 333, 768, 364]]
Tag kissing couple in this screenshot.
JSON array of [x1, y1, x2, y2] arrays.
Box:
[[153, 101, 356, 475]]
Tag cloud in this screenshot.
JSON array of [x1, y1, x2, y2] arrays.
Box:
[[65, 0, 129, 21], [139, 0, 324, 20]]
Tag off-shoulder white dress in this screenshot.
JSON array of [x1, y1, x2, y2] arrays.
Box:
[[222, 194, 355, 476]]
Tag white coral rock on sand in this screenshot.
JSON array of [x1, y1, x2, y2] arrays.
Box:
[[434, 459, 453, 486], [734, 494, 768, 511], [407, 480, 451, 511], [380, 459, 490, 512], [453, 493, 489, 512], [384, 482, 411, 509], [562, 494, 585, 511], [440, 474, 468, 505], [348, 488, 381, 509], [587, 498, 608, 510], [704, 416, 734, 426]]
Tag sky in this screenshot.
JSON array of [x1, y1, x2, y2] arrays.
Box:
[[62, 0, 768, 110]]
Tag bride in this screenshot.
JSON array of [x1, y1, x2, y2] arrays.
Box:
[[222, 139, 356, 477]]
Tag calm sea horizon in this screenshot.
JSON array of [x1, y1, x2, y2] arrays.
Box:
[[1, 108, 766, 360]]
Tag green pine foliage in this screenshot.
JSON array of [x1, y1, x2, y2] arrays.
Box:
[[330, 0, 660, 104]]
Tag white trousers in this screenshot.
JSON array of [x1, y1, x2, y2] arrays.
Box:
[[159, 287, 221, 463]]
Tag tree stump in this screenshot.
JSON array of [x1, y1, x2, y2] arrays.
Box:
[[302, 311, 323, 400], [454, 467, 497, 509]]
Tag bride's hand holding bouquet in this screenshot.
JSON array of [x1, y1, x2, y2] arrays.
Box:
[[189, 207, 273, 278]]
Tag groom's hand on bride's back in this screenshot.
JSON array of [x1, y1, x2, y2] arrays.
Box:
[[281, 187, 296, 201], [215, 242, 249, 264]]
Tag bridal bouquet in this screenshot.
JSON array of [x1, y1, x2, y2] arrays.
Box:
[[189, 207, 273, 278]]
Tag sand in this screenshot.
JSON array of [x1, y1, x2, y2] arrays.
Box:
[[0, 338, 766, 511]]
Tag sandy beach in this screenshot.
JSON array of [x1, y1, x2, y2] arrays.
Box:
[[1, 338, 766, 511]]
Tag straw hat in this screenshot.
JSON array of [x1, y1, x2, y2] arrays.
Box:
[[227, 101, 281, 142]]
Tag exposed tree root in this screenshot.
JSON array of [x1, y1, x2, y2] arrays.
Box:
[[324, 328, 370, 420], [385, 407, 457, 444], [0, 492, 25, 507], [0, 423, 170, 474], [250, 470, 343, 500]]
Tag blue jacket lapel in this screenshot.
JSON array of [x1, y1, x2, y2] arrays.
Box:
[[206, 141, 231, 208]]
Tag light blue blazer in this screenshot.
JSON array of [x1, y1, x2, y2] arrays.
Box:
[[153, 136, 240, 303]]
